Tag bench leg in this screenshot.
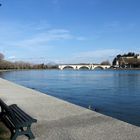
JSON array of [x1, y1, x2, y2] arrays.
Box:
[[25, 132, 35, 139], [0, 112, 2, 118], [11, 130, 19, 140], [25, 126, 35, 139], [10, 127, 35, 140]]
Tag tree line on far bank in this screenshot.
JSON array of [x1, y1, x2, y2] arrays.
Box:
[[0, 53, 58, 70], [0, 52, 111, 70]]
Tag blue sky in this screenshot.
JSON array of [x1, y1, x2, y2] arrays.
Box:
[[0, 0, 140, 64]]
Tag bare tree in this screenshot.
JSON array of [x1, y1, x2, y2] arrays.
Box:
[[0, 52, 58, 70]]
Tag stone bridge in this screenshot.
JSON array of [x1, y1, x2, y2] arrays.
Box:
[[58, 64, 111, 70]]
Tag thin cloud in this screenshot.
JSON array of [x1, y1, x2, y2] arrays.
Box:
[[7, 56, 16, 59], [0, 21, 86, 49], [72, 49, 121, 63], [49, 49, 122, 64], [102, 21, 137, 33], [14, 29, 73, 48], [74, 49, 120, 57]]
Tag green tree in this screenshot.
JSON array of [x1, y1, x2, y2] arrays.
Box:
[[100, 60, 110, 65]]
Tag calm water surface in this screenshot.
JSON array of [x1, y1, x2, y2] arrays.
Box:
[[1, 70, 140, 126]]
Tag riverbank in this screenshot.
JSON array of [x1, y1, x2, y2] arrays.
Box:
[[1, 68, 140, 72], [0, 78, 140, 140], [110, 67, 140, 70]]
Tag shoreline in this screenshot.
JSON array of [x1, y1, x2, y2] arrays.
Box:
[[0, 68, 140, 72], [1, 78, 140, 140]]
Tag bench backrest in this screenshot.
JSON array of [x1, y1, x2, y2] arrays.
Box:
[[0, 99, 10, 112], [0, 99, 11, 113], [0, 99, 17, 124]]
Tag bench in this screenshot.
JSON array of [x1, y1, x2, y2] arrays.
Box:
[[0, 99, 37, 140]]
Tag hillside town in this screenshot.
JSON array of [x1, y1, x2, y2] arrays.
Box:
[[112, 52, 140, 69]]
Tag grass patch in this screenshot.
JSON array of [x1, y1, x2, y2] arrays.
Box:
[[0, 122, 10, 140]]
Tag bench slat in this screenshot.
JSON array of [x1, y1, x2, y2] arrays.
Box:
[[10, 104, 37, 122], [2, 115, 15, 129], [11, 111, 27, 127], [10, 105, 34, 121], [10, 105, 30, 122], [9, 109, 34, 127]]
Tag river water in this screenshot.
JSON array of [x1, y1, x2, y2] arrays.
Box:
[[1, 70, 140, 126]]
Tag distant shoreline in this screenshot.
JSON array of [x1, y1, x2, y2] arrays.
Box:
[[110, 68, 140, 70], [0, 68, 140, 72], [0, 69, 59, 72]]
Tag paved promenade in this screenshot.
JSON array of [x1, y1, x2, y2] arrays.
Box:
[[0, 78, 140, 140]]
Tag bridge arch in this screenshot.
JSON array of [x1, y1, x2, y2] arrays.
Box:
[[78, 66, 90, 70], [63, 66, 75, 70], [94, 66, 104, 70]]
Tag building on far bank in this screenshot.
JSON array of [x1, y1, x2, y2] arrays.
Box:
[[112, 53, 140, 68]]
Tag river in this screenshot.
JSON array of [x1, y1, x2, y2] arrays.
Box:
[[1, 69, 140, 126]]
